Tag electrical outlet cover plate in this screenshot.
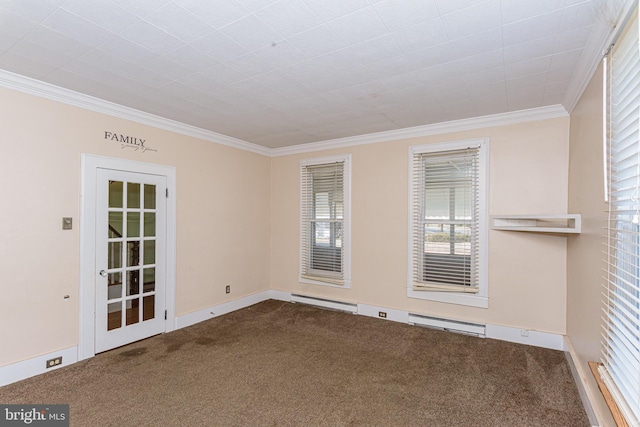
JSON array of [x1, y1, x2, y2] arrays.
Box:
[[46, 357, 62, 368]]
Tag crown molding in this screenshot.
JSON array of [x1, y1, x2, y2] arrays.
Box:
[[0, 70, 271, 157], [0, 69, 570, 159], [564, 0, 636, 113], [270, 105, 569, 157]]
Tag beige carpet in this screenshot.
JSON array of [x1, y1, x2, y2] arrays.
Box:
[[0, 300, 589, 426]]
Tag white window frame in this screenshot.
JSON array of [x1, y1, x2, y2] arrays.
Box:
[[299, 154, 351, 288], [407, 138, 489, 308]]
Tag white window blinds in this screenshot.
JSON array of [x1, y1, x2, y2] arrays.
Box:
[[411, 147, 480, 293], [300, 156, 350, 286], [602, 9, 640, 425]]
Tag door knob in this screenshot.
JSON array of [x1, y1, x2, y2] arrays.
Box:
[[99, 270, 107, 277]]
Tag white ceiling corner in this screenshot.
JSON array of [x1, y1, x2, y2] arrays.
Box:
[[0, 0, 633, 151]]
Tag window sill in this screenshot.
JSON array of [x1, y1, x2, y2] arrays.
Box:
[[407, 288, 488, 308], [299, 276, 351, 289], [589, 361, 630, 427]]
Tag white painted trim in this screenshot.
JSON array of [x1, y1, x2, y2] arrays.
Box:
[[291, 294, 357, 313], [564, 0, 637, 113], [357, 304, 409, 323], [0, 293, 571, 387], [298, 154, 352, 289], [564, 338, 600, 427], [283, 293, 563, 351], [0, 347, 78, 387], [271, 105, 567, 156], [485, 324, 565, 351], [175, 290, 273, 330], [267, 289, 292, 302], [79, 154, 177, 360], [3, 291, 276, 387], [0, 69, 570, 158], [409, 313, 486, 336], [0, 70, 270, 157], [406, 138, 490, 309], [406, 289, 489, 308]]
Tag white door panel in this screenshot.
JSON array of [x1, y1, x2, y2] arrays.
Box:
[[95, 169, 166, 352]]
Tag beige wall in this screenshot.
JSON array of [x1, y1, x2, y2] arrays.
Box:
[[2, 77, 604, 419], [0, 87, 271, 366], [271, 118, 571, 332], [567, 64, 614, 426]]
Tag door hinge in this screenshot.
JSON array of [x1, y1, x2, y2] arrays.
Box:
[[165, 309, 167, 320], [166, 188, 169, 198]]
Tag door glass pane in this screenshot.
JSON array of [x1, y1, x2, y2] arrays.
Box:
[[144, 213, 156, 237], [107, 302, 122, 330], [127, 182, 140, 208], [143, 240, 155, 265], [127, 212, 140, 237], [109, 212, 123, 238], [125, 299, 140, 325], [127, 270, 140, 296], [108, 242, 122, 269], [143, 268, 155, 293], [108, 272, 122, 300], [127, 241, 140, 267], [109, 181, 123, 208], [144, 184, 156, 209], [143, 295, 155, 321]]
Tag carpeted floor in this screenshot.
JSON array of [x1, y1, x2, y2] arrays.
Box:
[[0, 300, 589, 426]]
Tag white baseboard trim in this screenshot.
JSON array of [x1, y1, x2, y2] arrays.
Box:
[[564, 338, 603, 427], [288, 293, 564, 351], [0, 346, 78, 387], [358, 304, 409, 323], [485, 324, 565, 351], [291, 294, 357, 313], [0, 292, 569, 388], [409, 313, 486, 337], [175, 290, 273, 329], [267, 289, 292, 302]]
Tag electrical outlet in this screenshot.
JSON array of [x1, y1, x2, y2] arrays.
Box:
[[378, 311, 387, 318], [520, 329, 529, 337], [46, 356, 62, 368], [225, 285, 230, 294]]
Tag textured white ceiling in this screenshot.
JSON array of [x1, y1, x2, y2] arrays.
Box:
[[0, 0, 624, 148]]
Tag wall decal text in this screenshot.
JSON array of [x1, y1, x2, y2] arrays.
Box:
[[104, 131, 157, 153]]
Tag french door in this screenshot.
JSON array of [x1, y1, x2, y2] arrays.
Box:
[[95, 168, 167, 352]]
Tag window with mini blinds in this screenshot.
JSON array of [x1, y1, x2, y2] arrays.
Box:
[[408, 139, 488, 308], [300, 155, 351, 287], [599, 7, 640, 425]]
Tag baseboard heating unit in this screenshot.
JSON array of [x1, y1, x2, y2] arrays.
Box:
[[408, 313, 486, 337], [291, 294, 358, 314]]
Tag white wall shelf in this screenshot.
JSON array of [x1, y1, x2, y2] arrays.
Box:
[[491, 214, 581, 234]]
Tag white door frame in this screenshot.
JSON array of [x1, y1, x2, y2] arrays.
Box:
[[79, 154, 177, 360]]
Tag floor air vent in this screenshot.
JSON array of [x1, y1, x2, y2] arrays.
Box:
[[291, 294, 357, 314], [408, 313, 486, 337]]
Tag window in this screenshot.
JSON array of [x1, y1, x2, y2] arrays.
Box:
[[601, 8, 640, 425], [300, 154, 351, 287], [408, 139, 488, 308]]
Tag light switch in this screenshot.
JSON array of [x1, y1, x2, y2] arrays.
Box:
[[62, 217, 72, 230]]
